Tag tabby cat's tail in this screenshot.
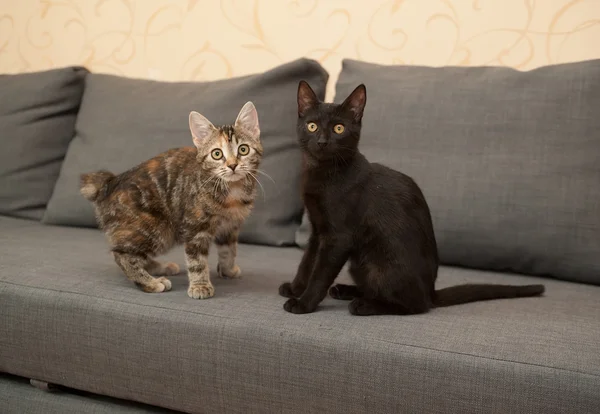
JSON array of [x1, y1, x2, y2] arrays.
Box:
[[433, 283, 545, 307], [79, 170, 115, 202]]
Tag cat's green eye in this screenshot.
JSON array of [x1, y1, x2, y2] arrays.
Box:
[[211, 149, 223, 160], [333, 124, 345, 134], [238, 144, 250, 156], [307, 122, 318, 132]]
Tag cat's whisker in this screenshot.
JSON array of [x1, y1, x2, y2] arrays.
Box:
[[335, 153, 349, 168], [208, 170, 231, 197], [245, 170, 266, 202], [211, 175, 223, 199], [221, 177, 228, 193], [210, 179, 217, 198], [334, 147, 353, 167], [253, 169, 276, 185], [199, 175, 217, 190]]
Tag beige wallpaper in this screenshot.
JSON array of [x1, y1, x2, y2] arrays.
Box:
[[1, 0, 600, 98]]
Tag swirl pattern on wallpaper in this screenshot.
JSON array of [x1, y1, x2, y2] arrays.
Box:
[[1, 0, 599, 97]]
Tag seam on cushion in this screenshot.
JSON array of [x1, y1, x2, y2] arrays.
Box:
[[369, 337, 600, 379], [0, 280, 234, 320], [1, 280, 599, 379]]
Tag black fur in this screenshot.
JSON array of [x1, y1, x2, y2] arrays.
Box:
[[279, 81, 545, 316], [219, 125, 235, 142]]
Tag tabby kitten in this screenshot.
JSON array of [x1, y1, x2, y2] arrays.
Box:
[[80, 102, 262, 299], [279, 81, 545, 315]]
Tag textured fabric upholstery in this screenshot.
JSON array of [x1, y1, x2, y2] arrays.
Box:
[[1, 217, 599, 413]]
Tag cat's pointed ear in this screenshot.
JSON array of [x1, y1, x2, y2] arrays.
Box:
[[235, 101, 260, 140], [298, 80, 319, 117], [341, 84, 367, 122], [189, 111, 216, 148]]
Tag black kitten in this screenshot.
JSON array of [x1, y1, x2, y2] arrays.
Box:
[[279, 81, 545, 316]]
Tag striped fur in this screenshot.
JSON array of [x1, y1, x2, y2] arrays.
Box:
[[80, 104, 262, 298]]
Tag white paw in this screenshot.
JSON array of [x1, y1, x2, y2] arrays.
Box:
[[140, 277, 172, 293], [187, 283, 215, 299]]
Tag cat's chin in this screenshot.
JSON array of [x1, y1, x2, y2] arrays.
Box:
[[305, 149, 335, 163], [224, 173, 245, 183]]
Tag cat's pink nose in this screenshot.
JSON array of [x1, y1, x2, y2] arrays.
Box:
[[228, 164, 238, 171]]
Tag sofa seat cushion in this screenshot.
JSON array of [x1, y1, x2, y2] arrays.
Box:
[[1, 217, 599, 413]]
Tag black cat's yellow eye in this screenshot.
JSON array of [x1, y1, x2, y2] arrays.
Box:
[[238, 144, 250, 156], [211, 149, 223, 160], [333, 124, 345, 134], [307, 122, 318, 132]]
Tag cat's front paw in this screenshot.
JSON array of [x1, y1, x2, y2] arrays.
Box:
[[283, 298, 314, 314], [187, 282, 215, 299], [217, 263, 242, 279]]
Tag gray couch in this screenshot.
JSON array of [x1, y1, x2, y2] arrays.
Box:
[[1, 58, 599, 414]]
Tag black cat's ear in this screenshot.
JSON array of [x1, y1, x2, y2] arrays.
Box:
[[298, 80, 319, 117], [341, 84, 367, 122]]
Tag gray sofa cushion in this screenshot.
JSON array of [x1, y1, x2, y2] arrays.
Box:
[[42, 58, 328, 246], [0, 67, 87, 220], [297, 59, 600, 285], [1, 217, 599, 413]]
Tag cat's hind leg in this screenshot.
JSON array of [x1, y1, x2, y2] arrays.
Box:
[[329, 284, 362, 300], [215, 226, 241, 279], [113, 252, 172, 293], [109, 222, 175, 293], [348, 298, 415, 316], [329, 259, 366, 300], [145, 259, 180, 276], [347, 262, 430, 316]]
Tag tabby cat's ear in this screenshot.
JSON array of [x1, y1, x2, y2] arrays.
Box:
[[297, 80, 319, 117], [189, 111, 216, 148], [235, 101, 260, 140], [341, 84, 367, 122]]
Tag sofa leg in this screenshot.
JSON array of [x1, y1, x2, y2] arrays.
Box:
[[29, 378, 58, 392]]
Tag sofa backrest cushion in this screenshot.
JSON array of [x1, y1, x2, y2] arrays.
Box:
[[0, 67, 87, 220]]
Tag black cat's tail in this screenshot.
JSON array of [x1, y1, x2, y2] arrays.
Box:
[[433, 283, 545, 307], [80, 170, 115, 202]]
